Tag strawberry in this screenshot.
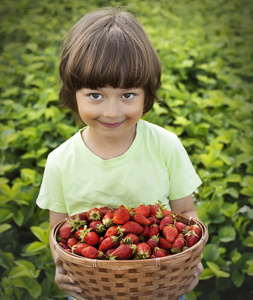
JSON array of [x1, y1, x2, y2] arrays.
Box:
[[72, 242, 90, 255], [58, 242, 70, 250], [175, 221, 189, 234], [139, 225, 149, 241], [136, 204, 151, 218], [123, 233, 139, 244], [171, 234, 185, 254], [99, 206, 110, 216], [132, 213, 150, 225], [104, 225, 123, 238], [162, 209, 173, 217], [67, 237, 78, 248], [113, 208, 130, 225], [189, 224, 202, 238], [147, 216, 157, 225], [59, 220, 75, 240], [83, 231, 99, 246], [104, 248, 115, 259], [99, 236, 120, 251], [147, 235, 159, 250], [102, 210, 115, 227], [74, 213, 87, 222], [185, 230, 200, 247], [159, 215, 174, 230], [81, 245, 103, 259], [87, 207, 102, 222], [148, 224, 159, 239], [163, 224, 178, 243], [75, 227, 84, 239], [136, 242, 151, 259], [121, 221, 144, 235], [110, 244, 137, 260], [89, 220, 106, 234], [153, 247, 168, 257], [159, 237, 172, 249], [149, 201, 165, 219]]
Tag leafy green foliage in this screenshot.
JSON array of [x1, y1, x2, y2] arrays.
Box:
[[0, 0, 252, 299]]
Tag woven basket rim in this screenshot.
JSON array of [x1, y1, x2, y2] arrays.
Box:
[[53, 212, 208, 269]]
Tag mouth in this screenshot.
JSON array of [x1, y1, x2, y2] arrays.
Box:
[[98, 120, 126, 128]]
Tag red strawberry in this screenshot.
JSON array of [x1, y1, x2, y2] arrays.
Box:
[[113, 208, 130, 225], [149, 204, 163, 219], [153, 247, 168, 257], [189, 224, 202, 238], [102, 210, 115, 227], [99, 236, 120, 251], [72, 242, 90, 255], [136, 242, 151, 259], [59, 220, 75, 240], [148, 224, 159, 239], [132, 213, 150, 225], [147, 235, 159, 250], [159, 237, 172, 249], [147, 216, 158, 225], [136, 204, 151, 218], [185, 230, 200, 247], [175, 221, 189, 234], [162, 209, 173, 217], [99, 206, 110, 216], [104, 248, 115, 259], [74, 213, 87, 222], [84, 231, 99, 246], [139, 225, 149, 241], [104, 225, 123, 238], [122, 233, 139, 244], [89, 221, 106, 234], [67, 237, 78, 248], [58, 242, 70, 250], [87, 207, 102, 222], [171, 234, 185, 254], [110, 244, 137, 260], [159, 215, 174, 230], [163, 225, 178, 243], [75, 227, 84, 240], [121, 221, 144, 235], [81, 245, 103, 259]]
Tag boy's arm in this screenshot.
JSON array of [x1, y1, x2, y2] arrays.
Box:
[[49, 211, 84, 299], [169, 194, 199, 219], [170, 194, 204, 294]]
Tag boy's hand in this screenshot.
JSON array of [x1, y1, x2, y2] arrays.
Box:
[[186, 262, 203, 293], [55, 257, 85, 300]]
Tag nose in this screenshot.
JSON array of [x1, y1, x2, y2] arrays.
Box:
[[103, 99, 121, 119]]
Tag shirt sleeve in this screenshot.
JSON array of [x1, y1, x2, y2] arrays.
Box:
[[166, 135, 202, 200], [36, 152, 67, 213]]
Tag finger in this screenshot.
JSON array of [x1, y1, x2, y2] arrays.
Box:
[[67, 291, 86, 300], [196, 262, 204, 275], [186, 275, 199, 293]]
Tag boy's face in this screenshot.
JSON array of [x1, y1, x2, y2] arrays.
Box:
[[76, 86, 144, 140]]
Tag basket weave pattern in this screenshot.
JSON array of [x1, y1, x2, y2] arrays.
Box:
[[53, 213, 208, 300]]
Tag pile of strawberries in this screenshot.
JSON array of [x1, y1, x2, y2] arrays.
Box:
[[57, 201, 202, 260]]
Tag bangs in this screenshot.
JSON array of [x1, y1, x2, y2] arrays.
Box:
[[77, 30, 148, 90]]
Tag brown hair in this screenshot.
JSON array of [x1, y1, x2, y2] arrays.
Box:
[[59, 8, 161, 117]]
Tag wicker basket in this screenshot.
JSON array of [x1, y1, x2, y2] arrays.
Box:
[[53, 213, 208, 300]]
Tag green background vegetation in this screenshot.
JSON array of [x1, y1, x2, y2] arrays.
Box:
[[0, 0, 252, 299]]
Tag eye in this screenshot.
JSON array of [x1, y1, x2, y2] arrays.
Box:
[[122, 93, 135, 100], [89, 93, 102, 100]]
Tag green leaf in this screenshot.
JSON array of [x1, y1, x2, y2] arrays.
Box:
[[206, 262, 230, 278], [10, 277, 42, 298], [23, 241, 47, 255], [218, 226, 236, 242], [242, 236, 253, 247], [231, 270, 244, 287], [0, 223, 12, 234]]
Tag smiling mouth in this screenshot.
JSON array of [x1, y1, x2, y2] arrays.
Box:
[[98, 120, 126, 128]]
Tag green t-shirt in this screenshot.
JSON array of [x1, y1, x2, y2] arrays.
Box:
[[36, 120, 201, 216]]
